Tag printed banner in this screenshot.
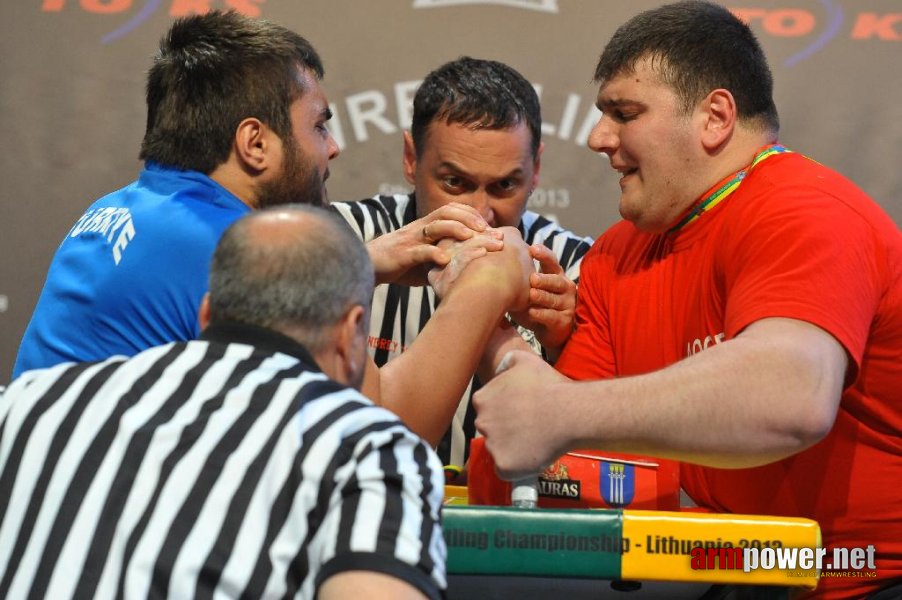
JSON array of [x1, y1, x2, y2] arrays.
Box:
[[2, 1, 900, 381]]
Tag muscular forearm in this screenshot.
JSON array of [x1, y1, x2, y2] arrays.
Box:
[[475, 321, 532, 385], [379, 284, 511, 447], [377, 228, 530, 447], [560, 318, 847, 468]]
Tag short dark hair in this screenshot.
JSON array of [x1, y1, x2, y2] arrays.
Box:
[[208, 205, 373, 353], [594, 1, 779, 134], [411, 56, 542, 157], [140, 10, 324, 173]]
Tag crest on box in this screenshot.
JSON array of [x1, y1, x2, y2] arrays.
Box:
[[601, 462, 635, 507]]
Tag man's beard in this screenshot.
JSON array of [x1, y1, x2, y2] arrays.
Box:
[[257, 139, 327, 209]]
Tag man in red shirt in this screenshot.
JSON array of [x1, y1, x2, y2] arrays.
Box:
[[473, 2, 902, 598]]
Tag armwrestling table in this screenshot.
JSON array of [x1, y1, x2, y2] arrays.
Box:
[[443, 487, 820, 600]]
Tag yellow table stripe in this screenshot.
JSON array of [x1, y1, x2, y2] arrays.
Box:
[[621, 510, 820, 588]]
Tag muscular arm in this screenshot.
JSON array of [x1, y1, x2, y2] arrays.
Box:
[[367, 228, 533, 446], [474, 319, 533, 385], [474, 317, 848, 478]]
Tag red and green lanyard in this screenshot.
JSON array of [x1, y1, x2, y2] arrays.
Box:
[[667, 144, 792, 234]]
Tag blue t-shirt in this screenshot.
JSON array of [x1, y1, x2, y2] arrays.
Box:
[[13, 163, 250, 377]]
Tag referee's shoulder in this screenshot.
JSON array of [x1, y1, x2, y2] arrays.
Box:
[[519, 209, 594, 244], [331, 192, 409, 215], [6, 352, 132, 389], [330, 193, 411, 238], [0, 353, 136, 419], [308, 384, 437, 461]]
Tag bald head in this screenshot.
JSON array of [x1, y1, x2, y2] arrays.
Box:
[[208, 205, 374, 354], [240, 209, 328, 255]]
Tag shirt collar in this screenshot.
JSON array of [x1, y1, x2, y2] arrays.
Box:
[[142, 162, 251, 213], [200, 321, 320, 371]]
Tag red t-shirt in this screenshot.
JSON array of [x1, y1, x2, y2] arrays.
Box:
[[556, 152, 902, 599]]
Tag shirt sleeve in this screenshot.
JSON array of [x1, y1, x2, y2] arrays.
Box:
[[331, 195, 407, 243], [719, 174, 885, 382], [316, 411, 447, 599], [519, 211, 594, 283]]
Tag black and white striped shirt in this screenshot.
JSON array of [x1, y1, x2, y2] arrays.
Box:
[[333, 193, 593, 467], [0, 322, 446, 600]]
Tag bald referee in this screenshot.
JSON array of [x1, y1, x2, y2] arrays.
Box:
[[0, 206, 446, 600]]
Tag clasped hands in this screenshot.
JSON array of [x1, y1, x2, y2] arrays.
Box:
[[364, 202, 578, 479], [368, 202, 576, 353]]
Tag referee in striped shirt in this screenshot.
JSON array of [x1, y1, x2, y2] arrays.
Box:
[[0, 206, 446, 600], [334, 57, 594, 468]]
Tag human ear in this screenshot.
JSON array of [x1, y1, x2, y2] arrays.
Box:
[[234, 117, 272, 173], [402, 130, 417, 186], [531, 141, 544, 191], [700, 89, 736, 151], [337, 304, 368, 386], [198, 293, 212, 331]]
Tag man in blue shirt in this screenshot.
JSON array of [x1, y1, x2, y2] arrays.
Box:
[[14, 11, 496, 382], [14, 11, 338, 376]]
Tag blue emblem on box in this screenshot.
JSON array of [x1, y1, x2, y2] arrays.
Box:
[[601, 462, 635, 507]]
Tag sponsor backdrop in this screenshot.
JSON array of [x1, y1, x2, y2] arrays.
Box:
[[1, 1, 900, 382]]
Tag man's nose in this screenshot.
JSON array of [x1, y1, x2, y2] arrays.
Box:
[[587, 114, 617, 157], [468, 191, 495, 225], [327, 134, 340, 160]]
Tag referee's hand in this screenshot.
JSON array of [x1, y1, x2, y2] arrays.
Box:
[[367, 202, 502, 286]]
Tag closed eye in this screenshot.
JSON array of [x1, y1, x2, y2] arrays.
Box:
[[607, 109, 636, 123]]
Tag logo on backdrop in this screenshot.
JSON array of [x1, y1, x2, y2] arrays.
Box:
[[326, 79, 600, 152], [41, 1, 900, 53], [40, 0, 267, 44], [413, 0, 558, 13], [732, 2, 845, 67], [731, 2, 900, 64]]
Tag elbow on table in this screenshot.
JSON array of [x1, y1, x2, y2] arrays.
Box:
[[779, 390, 841, 453]]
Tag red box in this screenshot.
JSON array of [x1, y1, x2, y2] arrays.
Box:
[[467, 438, 680, 510]]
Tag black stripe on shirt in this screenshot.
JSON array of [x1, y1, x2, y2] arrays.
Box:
[[26, 344, 185, 599], [0, 360, 127, 596], [374, 432, 405, 558], [414, 441, 438, 578], [149, 361, 307, 597], [0, 361, 104, 530], [192, 375, 341, 598], [75, 341, 228, 598], [286, 419, 402, 598], [240, 391, 369, 598], [114, 351, 269, 599], [375, 285, 408, 366]]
